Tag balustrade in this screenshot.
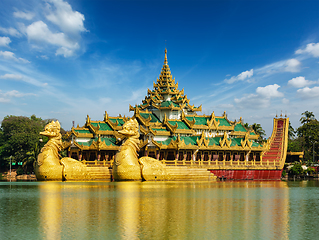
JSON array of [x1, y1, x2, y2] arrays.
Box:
[[79, 157, 280, 168]]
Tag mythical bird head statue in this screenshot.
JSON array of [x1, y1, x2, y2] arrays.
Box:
[[119, 119, 139, 137], [40, 120, 61, 138]]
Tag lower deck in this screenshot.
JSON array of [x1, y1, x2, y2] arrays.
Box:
[[210, 169, 283, 180], [82, 159, 283, 180]]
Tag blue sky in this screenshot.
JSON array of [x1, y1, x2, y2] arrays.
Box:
[[1, 0, 319, 136]]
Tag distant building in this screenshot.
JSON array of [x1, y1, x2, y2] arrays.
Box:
[[286, 152, 304, 163]]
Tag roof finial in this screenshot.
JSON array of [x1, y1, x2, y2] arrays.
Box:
[[164, 48, 168, 65]]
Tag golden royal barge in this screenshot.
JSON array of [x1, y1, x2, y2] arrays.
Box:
[[35, 49, 288, 181]]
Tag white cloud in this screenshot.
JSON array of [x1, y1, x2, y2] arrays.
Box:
[[13, 10, 35, 20], [218, 103, 234, 108], [40, 55, 49, 59], [234, 93, 270, 108], [238, 69, 254, 80], [55, 46, 75, 57], [234, 84, 284, 109], [0, 37, 11, 47], [99, 97, 112, 105], [256, 84, 284, 98], [255, 58, 301, 76], [5, 90, 27, 98], [0, 51, 30, 63], [282, 98, 289, 104], [124, 88, 146, 102], [0, 74, 23, 80], [225, 69, 253, 84], [288, 76, 315, 88], [1, 1, 85, 58], [284, 58, 301, 72], [296, 43, 319, 57], [0, 58, 57, 87], [0, 27, 21, 37], [0, 90, 36, 103], [0, 97, 10, 103], [256, 61, 285, 75], [26, 21, 79, 56], [45, 0, 86, 35], [297, 86, 319, 98]]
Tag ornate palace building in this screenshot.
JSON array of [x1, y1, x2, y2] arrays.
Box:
[[64, 49, 274, 167]]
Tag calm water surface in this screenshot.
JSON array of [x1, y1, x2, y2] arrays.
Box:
[[0, 181, 318, 240]]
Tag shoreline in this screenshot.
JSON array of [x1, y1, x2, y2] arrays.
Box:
[[1, 170, 37, 181]]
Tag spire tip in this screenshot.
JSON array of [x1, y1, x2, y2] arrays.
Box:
[[164, 48, 168, 65]]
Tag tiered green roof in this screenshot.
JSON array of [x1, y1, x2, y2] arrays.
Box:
[[101, 137, 117, 146], [208, 137, 221, 146], [76, 137, 117, 147], [74, 129, 91, 134], [160, 101, 179, 108], [230, 138, 242, 146], [109, 118, 125, 126], [167, 120, 190, 130], [234, 123, 247, 132], [139, 112, 160, 123], [151, 127, 169, 132], [185, 116, 207, 125], [185, 116, 231, 127], [91, 122, 113, 131]]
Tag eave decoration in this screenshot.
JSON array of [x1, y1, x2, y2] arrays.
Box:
[[206, 112, 220, 129], [219, 132, 232, 148], [196, 132, 210, 147], [241, 132, 253, 148]]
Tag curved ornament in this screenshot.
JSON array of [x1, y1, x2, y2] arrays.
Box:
[[34, 121, 88, 181], [112, 119, 167, 181]]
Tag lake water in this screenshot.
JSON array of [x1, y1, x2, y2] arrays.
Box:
[[0, 180, 318, 240]]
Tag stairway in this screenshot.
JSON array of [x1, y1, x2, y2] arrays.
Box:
[[86, 166, 112, 180], [262, 119, 286, 164]]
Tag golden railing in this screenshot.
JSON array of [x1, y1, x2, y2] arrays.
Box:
[[160, 159, 281, 167], [81, 160, 113, 167], [80, 158, 282, 168]]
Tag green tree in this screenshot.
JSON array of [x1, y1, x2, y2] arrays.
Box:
[[297, 119, 319, 162], [22, 142, 41, 173], [287, 121, 302, 152], [288, 121, 296, 140], [300, 111, 315, 124], [0, 115, 47, 171], [243, 122, 266, 143], [287, 138, 303, 152], [290, 163, 303, 175], [251, 123, 266, 143]]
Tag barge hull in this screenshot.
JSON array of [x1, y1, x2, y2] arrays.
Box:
[[210, 169, 283, 180]]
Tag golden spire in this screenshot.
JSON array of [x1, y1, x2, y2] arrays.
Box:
[[164, 48, 168, 65], [132, 48, 201, 114]]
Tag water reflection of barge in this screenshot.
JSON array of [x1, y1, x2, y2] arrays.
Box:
[[63, 50, 288, 181]]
